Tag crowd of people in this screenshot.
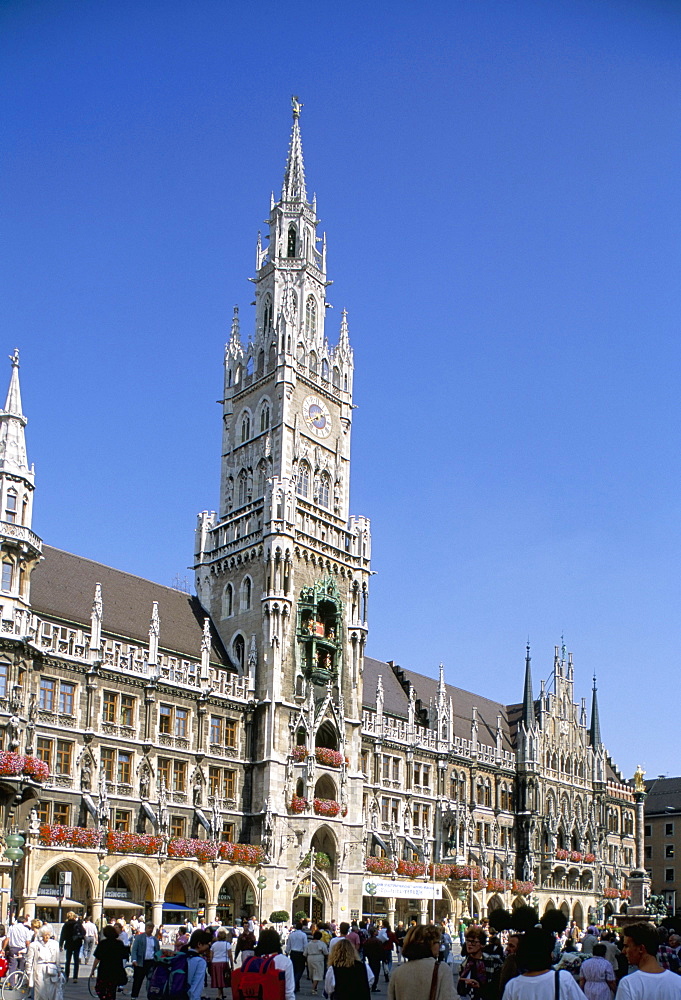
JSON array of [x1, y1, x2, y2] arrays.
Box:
[[2, 912, 681, 1000]]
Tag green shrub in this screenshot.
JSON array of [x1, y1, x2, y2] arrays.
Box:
[[269, 910, 290, 923]]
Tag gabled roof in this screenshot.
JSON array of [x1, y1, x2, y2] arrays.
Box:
[[363, 655, 515, 753], [644, 775, 681, 815], [30, 545, 232, 668]]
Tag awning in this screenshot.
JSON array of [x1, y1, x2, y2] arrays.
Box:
[[403, 835, 424, 860], [82, 793, 98, 820], [194, 808, 211, 834], [141, 801, 158, 829], [162, 903, 197, 912], [371, 831, 390, 855], [35, 896, 84, 908], [103, 899, 145, 911]]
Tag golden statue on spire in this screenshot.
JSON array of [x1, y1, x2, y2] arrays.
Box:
[[292, 95, 303, 119], [634, 764, 646, 793]]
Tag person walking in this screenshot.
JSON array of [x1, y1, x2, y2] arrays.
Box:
[[458, 927, 502, 1000], [210, 929, 231, 1000], [91, 925, 129, 1000], [82, 916, 99, 964], [579, 944, 616, 1000], [387, 924, 455, 1000], [285, 921, 308, 992], [59, 912, 85, 983], [130, 922, 160, 1000], [324, 938, 370, 1000], [25, 924, 62, 1000], [304, 930, 328, 995], [363, 928, 384, 992], [8, 914, 33, 973]]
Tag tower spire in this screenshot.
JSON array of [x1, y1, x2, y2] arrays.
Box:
[[0, 349, 31, 479], [522, 641, 534, 726], [282, 95, 307, 204], [589, 673, 602, 748]]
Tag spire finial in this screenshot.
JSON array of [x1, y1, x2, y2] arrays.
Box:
[[522, 641, 534, 727], [589, 672, 602, 749], [291, 95, 303, 120], [282, 98, 307, 203]]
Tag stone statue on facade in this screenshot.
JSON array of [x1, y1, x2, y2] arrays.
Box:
[[7, 714, 21, 752], [210, 796, 222, 840], [192, 772, 203, 808], [157, 780, 169, 836], [97, 767, 109, 826], [139, 761, 150, 800], [81, 757, 92, 792]]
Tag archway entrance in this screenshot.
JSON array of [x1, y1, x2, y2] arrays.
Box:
[[163, 871, 206, 926], [216, 873, 256, 925], [104, 864, 153, 921], [35, 861, 90, 921], [293, 874, 325, 923]]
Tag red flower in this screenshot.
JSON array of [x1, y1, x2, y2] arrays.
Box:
[[289, 795, 307, 814], [365, 857, 395, 875], [313, 798, 340, 817]]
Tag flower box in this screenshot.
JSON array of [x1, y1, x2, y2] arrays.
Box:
[[603, 888, 619, 899], [450, 865, 481, 880], [569, 851, 583, 863], [313, 798, 340, 817], [512, 880, 535, 895], [289, 795, 307, 814], [300, 851, 332, 870], [105, 831, 163, 856], [315, 748, 344, 768], [292, 746, 307, 762], [584, 854, 596, 863], [0, 751, 49, 782], [486, 878, 511, 892], [429, 864, 452, 881], [365, 857, 395, 875], [620, 889, 631, 899], [39, 824, 100, 848], [397, 860, 426, 878], [555, 848, 569, 860]]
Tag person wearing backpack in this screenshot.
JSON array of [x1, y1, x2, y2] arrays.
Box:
[[185, 930, 213, 1000], [59, 912, 85, 982], [232, 927, 294, 1000]]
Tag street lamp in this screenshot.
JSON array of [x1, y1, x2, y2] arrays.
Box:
[[97, 862, 110, 931], [3, 833, 25, 924]]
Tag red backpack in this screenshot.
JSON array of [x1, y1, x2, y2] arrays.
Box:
[[231, 953, 286, 1000]]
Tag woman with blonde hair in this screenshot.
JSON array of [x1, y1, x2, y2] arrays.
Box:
[[25, 924, 63, 1000], [388, 924, 455, 1000], [324, 937, 370, 1000]]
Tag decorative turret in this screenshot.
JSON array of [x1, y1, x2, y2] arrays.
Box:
[[0, 350, 42, 626], [282, 96, 307, 204], [589, 674, 602, 749], [522, 641, 534, 726]]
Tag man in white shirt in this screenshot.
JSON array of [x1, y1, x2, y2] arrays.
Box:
[[618, 923, 681, 1000], [285, 922, 308, 993], [7, 915, 33, 974], [81, 917, 99, 963]]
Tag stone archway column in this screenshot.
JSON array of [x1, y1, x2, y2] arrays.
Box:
[[205, 903, 217, 923], [152, 900, 164, 928], [92, 900, 102, 927], [23, 897, 36, 919], [386, 897, 396, 929], [418, 899, 428, 924]]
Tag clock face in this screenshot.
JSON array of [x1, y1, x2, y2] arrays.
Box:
[[303, 395, 332, 439]]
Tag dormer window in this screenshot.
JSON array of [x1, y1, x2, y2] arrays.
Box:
[[287, 226, 297, 258]]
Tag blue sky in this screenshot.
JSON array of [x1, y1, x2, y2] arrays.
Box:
[[2, 0, 681, 780]]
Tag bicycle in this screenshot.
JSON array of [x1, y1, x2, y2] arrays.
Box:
[[1, 970, 29, 1000], [87, 962, 134, 998]]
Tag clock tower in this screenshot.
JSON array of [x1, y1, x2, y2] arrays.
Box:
[[194, 99, 371, 917]]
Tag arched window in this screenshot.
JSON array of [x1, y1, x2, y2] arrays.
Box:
[[263, 298, 272, 331], [237, 470, 249, 507], [287, 226, 297, 258], [260, 403, 270, 432], [256, 461, 268, 497], [5, 490, 17, 524], [241, 577, 252, 611], [1, 561, 13, 592], [318, 471, 330, 509], [222, 584, 233, 618], [268, 342, 276, 370], [233, 634, 245, 672], [297, 461, 310, 499], [241, 413, 250, 443], [309, 351, 318, 375], [305, 296, 317, 337], [297, 343, 305, 365], [332, 366, 340, 389], [321, 359, 329, 382], [257, 350, 264, 377]]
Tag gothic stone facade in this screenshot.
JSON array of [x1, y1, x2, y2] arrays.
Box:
[[0, 105, 635, 928]]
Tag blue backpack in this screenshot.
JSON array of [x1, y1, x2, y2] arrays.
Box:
[[147, 952, 190, 1000]]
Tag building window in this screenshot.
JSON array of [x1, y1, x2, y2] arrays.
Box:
[[118, 752, 132, 785], [360, 750, 369, 777], [159, 704, 173, 734], [225, 769, 236, 800], [381, 797, 390, 824], [5, 490, 17, 523], [393, 758, 400, 781], [210, 716, 223, 745], [297, 461, 310, 499], [0, 662, 7, 698], [120, 695, 135, 727], [56, 740, 73, 775], [37, 737, 53, 769], [209, 766, 221, 797], [241, 577, 252, 611], [666, 845, 675, 858], [666, 868, 675, 882], [666, 823, 674, 837], [53, 803, 70, 826], [173, 761, 187, 793], [158, 757, 172, 790], [233, 635, 245, 671], [645, 845, 652, 859], [222, 822, 235, 843], [645, 824, 652, 837], [37, 801, 50, 824], [39, 678, 56, 712], [59, 682, 75, 716], [305, 296, 317, 337], [100, 747, 116, 783], [318, 472, 330, 509], [382, 756, 390, 782], [287, 226, 296, 258], [170, 816, 185, 838], [260, 404, 270, 432], [113, 809, 131, 832], [1, 561, 13, 592], [241, 413, 250, 443], [224, 720, 237, 749], [175, 708, 189, 739], [103, 691, 117, 723], [223, 584, 233, 618]]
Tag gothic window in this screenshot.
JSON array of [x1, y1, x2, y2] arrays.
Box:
[[241, 413, 250, 443], [287, 226, 297, 257], [297, 461, 310, 499], [256, 461, 268, 497], [1, 561, 13, 592], [233, 634, 245, 672], [332, 366, 340, 389], [268, 342, 276, 370], [240, 577, 252, 611], [305, 296, 317, 337], [237, 470, 249, 507], [309, 351, 318, 375], [343, 373, 348, 391], [222, 584, 233, 618], [263, 298, 272, 331], [318, 471, 330, 509], [257, 350, 264, 377], [246, 357, 254, 377], [321, 359, 329, 382], [459, 773, 466, 801], [5, 490, 17, 524], [297, 343, 305, 365], [485, 779, 492, 807], [260, 403, 270, 432]]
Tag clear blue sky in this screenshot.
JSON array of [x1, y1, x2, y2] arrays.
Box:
[[3, 0, 681, 781]]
